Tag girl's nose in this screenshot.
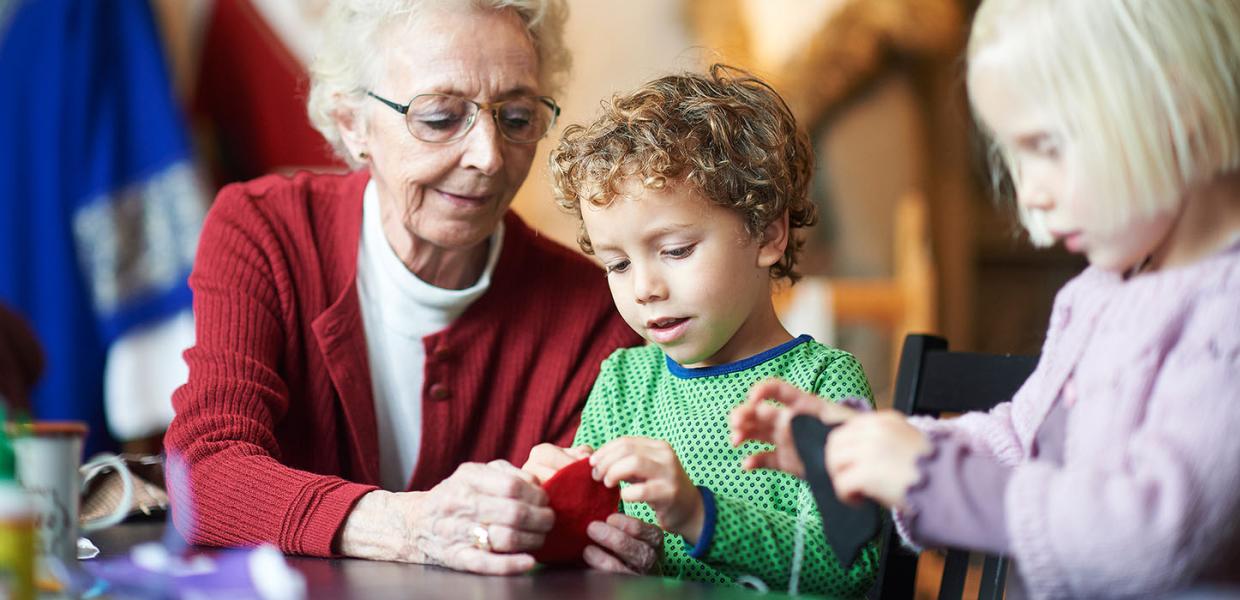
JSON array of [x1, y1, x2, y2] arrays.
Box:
[[1017, 183, 1055, 211]]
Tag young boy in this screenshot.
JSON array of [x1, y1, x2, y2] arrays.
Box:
[[528, 65, 878, 596]]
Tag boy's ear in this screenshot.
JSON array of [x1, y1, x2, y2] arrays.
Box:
[[757, 210, 790, 269]]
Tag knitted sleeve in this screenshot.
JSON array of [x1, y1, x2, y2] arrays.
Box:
[[700, 353, 880, 598], [1007, 292, 1240, 598], [892, 287, 1066, 547], [165, 187, 376, 556], [901, 274, 1091, 467]]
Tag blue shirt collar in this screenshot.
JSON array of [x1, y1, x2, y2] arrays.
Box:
[[665, 334, 814, 379]]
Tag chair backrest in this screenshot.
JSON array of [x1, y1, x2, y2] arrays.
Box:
[[873, 334, 1038, 600]]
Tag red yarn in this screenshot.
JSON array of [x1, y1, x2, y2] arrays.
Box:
[[532, 458, 621, 566]]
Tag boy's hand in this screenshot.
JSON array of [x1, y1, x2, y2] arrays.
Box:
[[590, 437, 704, 543], [730, 378, 857, 476], [826, 411, 930, 509], [522, 443, 593, 484]]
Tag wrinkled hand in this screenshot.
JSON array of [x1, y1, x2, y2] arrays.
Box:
[[338, 460, 554, 575], [590, 437, 703, 542], [521, 443, 593, 484], [826, 411, 930, 509], [730, 378, 858, 477], [583, 513, 664, 574]]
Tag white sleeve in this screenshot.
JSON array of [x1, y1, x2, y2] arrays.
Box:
[[103, 310, 194, 440]]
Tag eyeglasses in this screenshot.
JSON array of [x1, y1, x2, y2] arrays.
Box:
[[366, 91, 561, 144]]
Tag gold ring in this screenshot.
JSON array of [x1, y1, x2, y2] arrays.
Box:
[[470, 525, 492, 552]]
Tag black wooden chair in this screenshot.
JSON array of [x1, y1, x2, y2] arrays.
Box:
[[871, 334, 1038, 600]]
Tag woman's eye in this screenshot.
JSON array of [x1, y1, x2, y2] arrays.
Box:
[[606, 260, 630, 274], [664, 245, 695, 259], [412, 112, 465, 131], [499, 109, 533, 128]]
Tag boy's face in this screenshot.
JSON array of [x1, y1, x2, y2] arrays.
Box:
[[582, 179, 788, 368]]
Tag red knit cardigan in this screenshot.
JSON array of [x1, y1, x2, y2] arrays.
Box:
[[165, 170, 640, 556]]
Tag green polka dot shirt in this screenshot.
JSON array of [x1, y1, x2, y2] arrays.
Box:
[[573, 335, 880, 598]]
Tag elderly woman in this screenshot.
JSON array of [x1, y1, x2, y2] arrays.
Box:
[[165, 0, 658, 575]]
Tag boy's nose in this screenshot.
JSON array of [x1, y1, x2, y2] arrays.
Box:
[[633, 266, 668, 304]]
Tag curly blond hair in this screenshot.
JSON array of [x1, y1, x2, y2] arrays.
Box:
[[549, 64, 816, 282]]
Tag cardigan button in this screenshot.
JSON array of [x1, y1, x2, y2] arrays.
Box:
[[429, 383, 451, 401]]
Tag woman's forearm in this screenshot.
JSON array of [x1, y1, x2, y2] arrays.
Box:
[[337, 490, 429, 563]]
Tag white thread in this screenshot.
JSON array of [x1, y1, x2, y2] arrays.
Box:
[[735, 575, 770, 592], [733, 484, 810, 595], [788, 483, 809, 595]]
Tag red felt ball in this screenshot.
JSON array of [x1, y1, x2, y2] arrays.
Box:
[[531, 457, 621, 566]]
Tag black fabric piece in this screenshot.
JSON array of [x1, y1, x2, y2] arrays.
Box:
[[790, 415, 880, 569]]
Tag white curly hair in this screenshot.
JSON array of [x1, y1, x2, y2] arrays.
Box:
[[306, 0, 570, 168]]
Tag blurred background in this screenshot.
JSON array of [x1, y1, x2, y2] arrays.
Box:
[[0, 0, 1085, 455]]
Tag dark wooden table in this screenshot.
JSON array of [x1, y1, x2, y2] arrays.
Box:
[[89, 521, 793, 599]]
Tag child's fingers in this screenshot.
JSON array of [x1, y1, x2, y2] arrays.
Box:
[[741, 452, 767, 471], [830, 466, 873, 507], [568, 445, 594, 459], [746, 378, 824, 411], [590, 437, 663, 480], [523, 443, 579, 476], [746, 378, 857, 424], [742, 450, 806, 477], [589, 438, 636, 479], [728, 403, 756, 444], [619, 482, 655, 504], [747, 378, 860, 425], [587, 439, 627, 476], [746, 378, 799, 406], [729, 401, 782, 445], [522, 463, 557, 485], [598, 454, 657, 488], [813, 399, 859, 425], [590, 436, 646, 466], [739, 451, 788, 473], [824, 426, 859, 475]]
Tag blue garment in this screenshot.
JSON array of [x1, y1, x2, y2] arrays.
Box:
[[0, 0, 204, 453]]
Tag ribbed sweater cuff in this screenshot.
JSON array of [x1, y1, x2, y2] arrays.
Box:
[[1006, 464, 1070, 599], [283, 479, 378, 557]]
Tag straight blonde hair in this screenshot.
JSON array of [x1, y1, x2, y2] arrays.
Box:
[[968, 0, 1240, 246]]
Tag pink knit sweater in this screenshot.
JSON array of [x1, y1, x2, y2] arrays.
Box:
[[895, 241, 1240, 599]]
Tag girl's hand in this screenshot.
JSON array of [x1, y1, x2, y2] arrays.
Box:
[[827, 411, 930, 509], [730, 378, 859, 477], [521, 443, 593, 484], [583, 513, 664, 574], [589, 437, 704, 543]]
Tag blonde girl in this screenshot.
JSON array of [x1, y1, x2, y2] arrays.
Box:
[[731, 1, 1240, 597]]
